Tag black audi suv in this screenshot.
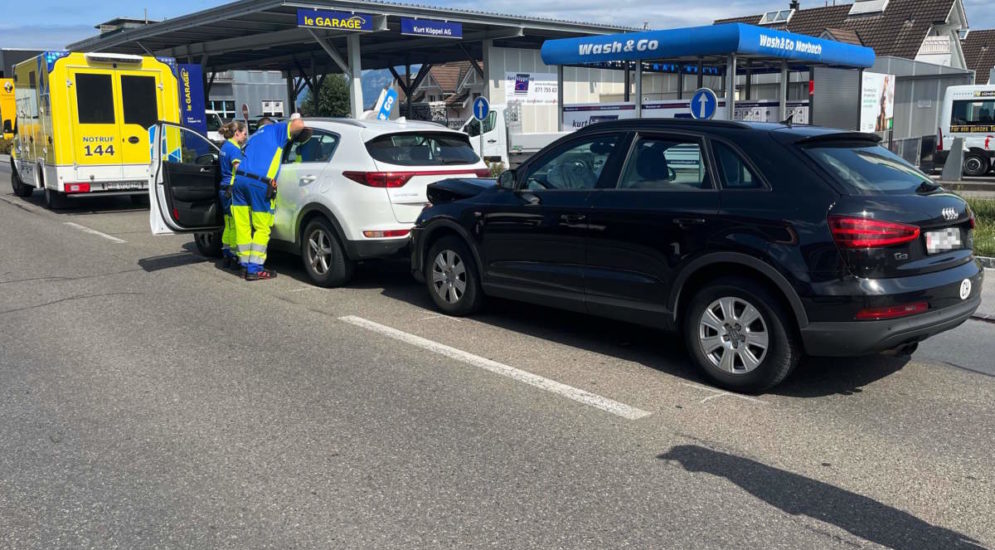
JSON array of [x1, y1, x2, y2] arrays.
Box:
[[410, 119, 983, 392]]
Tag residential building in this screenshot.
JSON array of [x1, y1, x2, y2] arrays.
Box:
[[962, 30, 995, 84], [401, 62, 485, 127], [717, 0, 970, 70]]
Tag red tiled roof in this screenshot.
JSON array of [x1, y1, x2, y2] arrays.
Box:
[[962, 30, 995, 80], [716, 0, 956, 60]]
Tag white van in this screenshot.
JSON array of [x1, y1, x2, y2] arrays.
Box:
[[462, 104, 572, 169], [205, 109, 224, 143], [938, 84, 995, 177]]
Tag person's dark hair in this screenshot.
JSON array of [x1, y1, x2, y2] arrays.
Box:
[[257, 117, 274, 128], [219, 120, 246, 140]]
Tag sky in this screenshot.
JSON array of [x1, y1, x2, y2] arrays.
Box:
[[1, 0, 993, 50]]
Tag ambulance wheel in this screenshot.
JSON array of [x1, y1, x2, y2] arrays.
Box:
[[10, 166, 32, 197], [963, 154, 990, 178], [194, 231, 223, 258], [44, 189, 65, 210], [301, 217, 353, 288]]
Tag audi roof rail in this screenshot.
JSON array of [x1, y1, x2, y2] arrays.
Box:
[[576, 118, 752, 132]]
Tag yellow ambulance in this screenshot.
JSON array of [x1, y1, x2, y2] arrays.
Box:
[[9, 52, 181, 208], [1, 78, 14, 140]]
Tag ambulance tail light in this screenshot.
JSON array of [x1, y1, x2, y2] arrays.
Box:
[[937, 127, 943, 151], [65, 183, 90, 194]]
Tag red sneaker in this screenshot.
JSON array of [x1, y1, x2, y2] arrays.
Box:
[[245, 269, 277, 281]]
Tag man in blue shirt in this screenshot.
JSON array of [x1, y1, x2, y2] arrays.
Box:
[[231, 114, 310, 280]]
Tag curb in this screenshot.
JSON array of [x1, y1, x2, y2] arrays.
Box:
[[970, 264, 994, 323]]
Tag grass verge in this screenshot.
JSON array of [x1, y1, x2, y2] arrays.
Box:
[[966, 197, 995, 258]]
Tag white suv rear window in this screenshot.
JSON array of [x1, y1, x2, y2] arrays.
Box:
[[366, 132, 479, 166]]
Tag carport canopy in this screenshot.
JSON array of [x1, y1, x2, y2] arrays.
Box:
[[540, 23, 877, 126], [66, 0, 634, 118]]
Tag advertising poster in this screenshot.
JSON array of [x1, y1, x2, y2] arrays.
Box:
[[178, 64, 207, 138], [860, 72, 895, 133], [505, 72, 558, 104]]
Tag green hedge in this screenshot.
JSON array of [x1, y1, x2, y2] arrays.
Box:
[[966, 197, 995, 258]]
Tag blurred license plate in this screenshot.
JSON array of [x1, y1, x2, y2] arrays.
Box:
[[925, 228, 962, 254], [105, 181, 145, 191]]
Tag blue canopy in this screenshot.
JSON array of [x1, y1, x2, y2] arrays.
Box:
[[540, 23, 876, 68]]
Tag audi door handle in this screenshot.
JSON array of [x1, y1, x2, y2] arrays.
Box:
[[487, 139, 497, 143], [674, 217, 706, 226], [199, 167, 212, 173], [300, 175, 317, 184], [561, 214, 587, 223]]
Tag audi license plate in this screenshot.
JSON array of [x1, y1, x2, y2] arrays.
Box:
[[925, 228, 962, 254]]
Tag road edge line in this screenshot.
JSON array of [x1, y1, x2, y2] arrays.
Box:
[[339, 315, 652, 420]]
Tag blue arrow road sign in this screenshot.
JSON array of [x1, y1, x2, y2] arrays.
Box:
[[690, 88, 718, 120], [473, 97, 490, 121]]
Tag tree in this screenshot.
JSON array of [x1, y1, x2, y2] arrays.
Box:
[[299, 75, 351, 117]]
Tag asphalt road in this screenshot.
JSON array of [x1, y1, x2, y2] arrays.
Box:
[[1, 163, 994, 549]]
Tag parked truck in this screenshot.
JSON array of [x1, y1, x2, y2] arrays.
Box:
[[9, 52, 181, 208], [462, 103, 573, 168], [937, 84, 995, 177]]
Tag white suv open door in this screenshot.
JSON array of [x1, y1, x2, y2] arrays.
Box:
[[148, 122, 224, 235]]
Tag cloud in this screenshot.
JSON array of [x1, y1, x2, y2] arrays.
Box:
[[0, 24, 94, 50]]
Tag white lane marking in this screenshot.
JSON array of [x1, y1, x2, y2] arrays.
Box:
[[681, 382, 768, 405], [340, 315, 651, 420], [419, 314, 462, 322], [64, 222, 126, 244]]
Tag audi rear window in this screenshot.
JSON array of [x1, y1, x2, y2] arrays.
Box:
[[804, 144, 933, 195], [366, 132, 480, 166]]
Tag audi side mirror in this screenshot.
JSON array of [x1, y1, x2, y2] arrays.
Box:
[[497, 169, 516, 190]]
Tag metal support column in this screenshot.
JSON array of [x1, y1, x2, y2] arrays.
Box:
[[745, 60, 752, 101], [347, 34, 363, 118], [286, 70, 296, 115], [726, 54, 737, 120], [557, 65, 564, 132], [624, 66, 631, 102], [481, 39, 494, 101], [635, 63, 643, 119], [697, 58, 704, 89], [677, 64, 684, 100], [779, 61, 789, 121]]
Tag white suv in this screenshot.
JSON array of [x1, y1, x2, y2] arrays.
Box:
[[147, 118, 490, 286]]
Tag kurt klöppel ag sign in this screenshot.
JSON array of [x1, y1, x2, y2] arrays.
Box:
[[400, 18, 462, 39], [297, 9, 375, 31]]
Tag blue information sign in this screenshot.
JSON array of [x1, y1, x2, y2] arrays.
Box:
[[400, 18, 462, 39], [472, 97, 490, 122], [690, 88, 718, 120], [377, 88, 399, 121], [297, 9, 375, 31], [178, 64, 207, 138]]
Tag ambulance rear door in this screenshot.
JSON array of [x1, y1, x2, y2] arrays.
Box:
[[118, 69, 166, 189], [66, 67, 124, 181]]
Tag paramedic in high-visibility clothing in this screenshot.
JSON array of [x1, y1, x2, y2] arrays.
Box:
[[218, 121, 247, 269], [231, 113, 311, 280]]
